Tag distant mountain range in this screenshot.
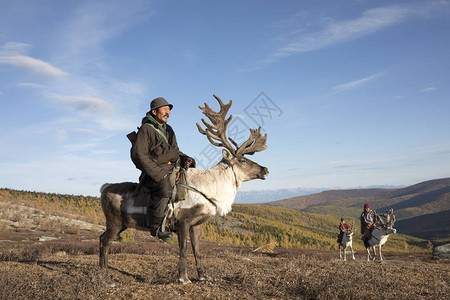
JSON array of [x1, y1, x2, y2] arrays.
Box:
[[261, 178, 450, 243], [235, 188, 325, 204], [235, 185, 404, 204]]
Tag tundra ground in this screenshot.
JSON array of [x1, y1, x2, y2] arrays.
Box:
[[0, 195, 447, 299], [0, 228, 448, 300]]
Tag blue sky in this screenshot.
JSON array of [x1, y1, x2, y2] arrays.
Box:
[[1, 0, 449, 196]]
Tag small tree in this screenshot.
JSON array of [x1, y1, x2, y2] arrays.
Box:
[[427, 240, 433, 252]]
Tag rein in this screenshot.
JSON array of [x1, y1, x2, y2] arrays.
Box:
[[176, 183, 218, 208], [173, 161, 240, 209]]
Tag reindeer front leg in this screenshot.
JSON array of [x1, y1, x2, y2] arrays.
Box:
[[177, 221, 191, 284], [366, 247, 371, 261], [343, 246, 347, 261], [339, 245, 343, 260], [190, 224, 207, 281], [371, 246, 377, 261], [378, 245, 383, 261], [349, 245, 355, 260]]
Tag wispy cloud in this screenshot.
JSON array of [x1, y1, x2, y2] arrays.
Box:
[[53, 95, 113, 114], [0, 42, 68, 78], [73, 128, 101, 135], [331, 72, 383, 93], [15, 82, 45, 89], [264, 5, 414, 64], [420, 87, 436, 93], [61, 1, 152, 59], [0, 55, 68, 78]]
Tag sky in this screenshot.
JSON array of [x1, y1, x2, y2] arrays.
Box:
[[1, 0, 450, 197]]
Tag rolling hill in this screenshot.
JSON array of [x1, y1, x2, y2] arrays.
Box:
[[0, 187, 428, 251], [263, 178, 450, 243]]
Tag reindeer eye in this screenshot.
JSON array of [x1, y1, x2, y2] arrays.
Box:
[[239, 158, 247, 163]]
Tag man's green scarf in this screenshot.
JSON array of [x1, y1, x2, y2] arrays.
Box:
[[142, 112, 168, 143]]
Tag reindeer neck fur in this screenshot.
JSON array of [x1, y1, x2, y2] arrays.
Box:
[[369, 228, 394, 246], [176, 160, 241, 216]]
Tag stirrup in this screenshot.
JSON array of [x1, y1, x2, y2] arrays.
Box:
[[154, 227, 172, 241]]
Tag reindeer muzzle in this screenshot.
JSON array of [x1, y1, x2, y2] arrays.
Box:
[[259, 167, 269, 180]]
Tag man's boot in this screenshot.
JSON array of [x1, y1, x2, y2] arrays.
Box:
[[147, 197, 172, 241]]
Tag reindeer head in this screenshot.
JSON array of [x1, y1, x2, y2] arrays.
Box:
[[196, 95, 269, 182], [376, 209, 397, 235]]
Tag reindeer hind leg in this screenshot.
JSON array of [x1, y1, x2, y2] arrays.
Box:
[[99, 225, 122, 269], [177, 221, 191, 284], [190, 224, 207, 281]]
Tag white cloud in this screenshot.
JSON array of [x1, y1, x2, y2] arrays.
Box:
[[0, 42, 31, 55], [420, 87, 436, 93], [94, 114, 136, 131], [53, 95, 113, 113], [15, 82, 45, 89], [62, 1, 152, 59], [73, 128, 101, 135], [332, 72, 383, 93], [266, 5, 414, 63], [0, 55, 68, 78], [0, 42, 68, 78]]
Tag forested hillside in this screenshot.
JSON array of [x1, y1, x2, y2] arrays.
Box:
[[0, 188, 428, 251]]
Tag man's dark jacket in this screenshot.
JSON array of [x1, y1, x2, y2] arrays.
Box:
[[360, 209, 381, 234], [131, 113, 190, 184]]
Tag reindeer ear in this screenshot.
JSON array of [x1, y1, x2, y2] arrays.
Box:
[[222, 149, 234, 162]]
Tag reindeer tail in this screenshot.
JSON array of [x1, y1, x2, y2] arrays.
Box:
[[100, 183, 111, 194]]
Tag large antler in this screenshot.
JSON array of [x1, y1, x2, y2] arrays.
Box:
[[196, 94, 237, 155], [349, 220, 355, 234], [388, 209, 395, 227], [235, 126, 267, 157], [197, 94, 268, 157]]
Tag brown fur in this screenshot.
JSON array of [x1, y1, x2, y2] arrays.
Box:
[[99, 185, 212, 284]]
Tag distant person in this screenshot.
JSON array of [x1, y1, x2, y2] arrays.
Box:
[[337, 217, 350, 244], [131, 97, 195, 241], [360, 203, 381, 241]]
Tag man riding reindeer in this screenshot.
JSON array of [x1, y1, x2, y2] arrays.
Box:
[[131, 97, 195, 241], [337, 217, 350, 244], [360, 203, 382, 241]]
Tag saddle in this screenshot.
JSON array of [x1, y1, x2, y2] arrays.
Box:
[[132, 168, 189, 207]]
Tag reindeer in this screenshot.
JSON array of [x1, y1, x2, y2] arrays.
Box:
[[99, 95, 269, 284], [338, 220, 356, 261], [364, 209, 396, 261]]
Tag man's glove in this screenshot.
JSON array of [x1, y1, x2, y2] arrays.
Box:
[[181, 157, 196, 169]]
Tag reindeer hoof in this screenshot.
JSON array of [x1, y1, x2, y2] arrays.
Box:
[[199, 275, 211, 281], [178, 278, 191, 285]]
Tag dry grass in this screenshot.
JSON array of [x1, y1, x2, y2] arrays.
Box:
[[0, 196, 448, 299], [0, 233, 448, 300]]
